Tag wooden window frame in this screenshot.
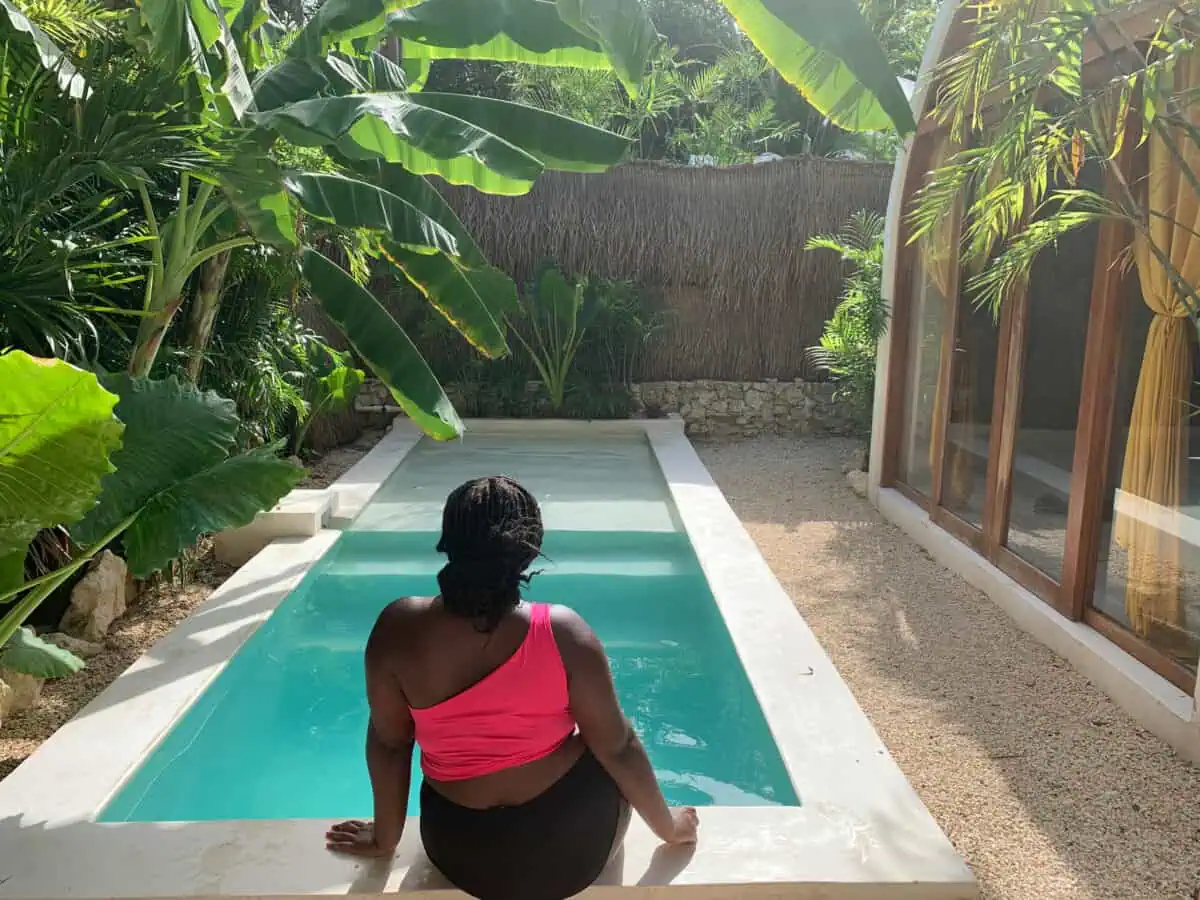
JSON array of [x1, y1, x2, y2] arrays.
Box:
[[881, 88, 1197, 691]]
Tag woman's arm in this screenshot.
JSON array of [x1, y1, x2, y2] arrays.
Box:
[[327, 605, 415, 858], [551, 607, 697, 846]]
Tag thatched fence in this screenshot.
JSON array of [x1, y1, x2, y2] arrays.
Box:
[[440, 157, 892, 381]]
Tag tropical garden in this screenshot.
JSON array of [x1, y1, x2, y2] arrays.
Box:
[[0, 0, 923, 685]]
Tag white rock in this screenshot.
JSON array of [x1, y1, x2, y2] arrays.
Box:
[[61, 550, 128, 642], [0, 678, 13, 725], [42, 633, 104, 659], [0, 671, 43, 713], [847, 469, 869, 498]]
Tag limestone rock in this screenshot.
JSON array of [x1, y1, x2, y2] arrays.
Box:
[[42, 633, 104, 659], [846, 469, 869, 498], [61, 550, 128, 642], [0, 678, 12, 725], [0, 671, 43, 713]]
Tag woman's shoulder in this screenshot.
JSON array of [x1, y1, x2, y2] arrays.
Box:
[[545, 604, 599, 649], [373, 596, 437, 633]]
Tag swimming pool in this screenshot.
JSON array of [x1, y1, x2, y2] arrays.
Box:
[[101, 527, 797, 821], [0, 420, 975, 899]]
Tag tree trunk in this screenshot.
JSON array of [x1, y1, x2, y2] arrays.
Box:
[[128, 295, 183, 377], [183, 250, 232, 382]]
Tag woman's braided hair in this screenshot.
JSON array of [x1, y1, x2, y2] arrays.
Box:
[[435, 476, 544, 631]]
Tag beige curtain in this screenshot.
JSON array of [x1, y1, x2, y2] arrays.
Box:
[[1114, 51, 1200, 636]]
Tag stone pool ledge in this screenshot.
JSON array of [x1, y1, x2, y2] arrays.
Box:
[[0, 419, 976, 900]]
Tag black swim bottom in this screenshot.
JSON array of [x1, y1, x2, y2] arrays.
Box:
[[420, 750, 626, 900]]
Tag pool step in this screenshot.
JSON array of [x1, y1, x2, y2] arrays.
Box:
[[320, 557, 693, 578]]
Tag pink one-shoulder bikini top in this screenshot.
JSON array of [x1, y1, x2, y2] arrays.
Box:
[[409, 603, 575, 781]]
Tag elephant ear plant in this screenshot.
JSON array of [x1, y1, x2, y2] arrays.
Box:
[[511, 265, 601, 413], [0, 350, 303, 677]]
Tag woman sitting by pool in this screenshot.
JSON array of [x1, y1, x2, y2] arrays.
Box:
[[326, 475, 699, 900]]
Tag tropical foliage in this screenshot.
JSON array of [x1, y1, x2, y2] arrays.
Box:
[[908, 1, 1200, 322], [0, 0, 923, 680], [0, 350, 303, 677], [805, 210, 888, 431]]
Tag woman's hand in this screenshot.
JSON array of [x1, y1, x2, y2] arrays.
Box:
[[325, 820, 397, 858], [665, 807, 699, 845]]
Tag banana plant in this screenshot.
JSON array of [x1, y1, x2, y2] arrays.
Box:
[[102, 0, 650, 441], [0, 350, 304, 677]]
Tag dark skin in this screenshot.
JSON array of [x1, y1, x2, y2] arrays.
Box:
[[326, 597, 699, 858]]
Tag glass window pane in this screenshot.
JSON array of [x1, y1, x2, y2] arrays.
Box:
[[1005, 167, 1102, 578], [898, 137, 958, 498], [940, 287, 1001, 528], [897, 253, 949, 496], [1094, 278, 1200, 676]]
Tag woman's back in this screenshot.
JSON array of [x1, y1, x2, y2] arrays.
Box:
[[327, 475, 696, 900], [374, 596, 586, 809], [406, 601, 574, 781]]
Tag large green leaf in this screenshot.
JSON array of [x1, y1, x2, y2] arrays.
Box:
[[409, 93, 630, 172], [400, 53, 429, 91], [287, 0, 423, 59], [73, 376, 238, 546], [717, 0, 914, 135], [0, 0, 86, 97], [320, 366, 366, 406], [377, 163, 486, 265], [136, 0, 254, 119], [0, 352, 123, 559], [0, 628, 84, 678], [252, 58, 330, 111], [301, 248, 462, 439], [124, 444, 303, 577], [389, 0, 609, 69], [385, 246, 512, 359], [282, 171, 459, 255], [252, 93, 544, 195], [219, 153, 298, 246], [72, 376, 302, 576], [555, 0, 656, 96]]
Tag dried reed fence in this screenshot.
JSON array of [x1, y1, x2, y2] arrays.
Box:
[[440, 157, 891, 381]]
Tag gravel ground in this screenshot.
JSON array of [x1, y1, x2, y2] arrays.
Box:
[[697, 435, 1200, 900], [0, 542, 233, 780], [0, 431, 386, 782], [298, 426, 387, 488]]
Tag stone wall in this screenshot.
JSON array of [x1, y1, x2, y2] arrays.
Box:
[[633, 380, 852, 438], [356, 378, 854, 438]]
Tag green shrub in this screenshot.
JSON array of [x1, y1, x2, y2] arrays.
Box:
[[386, 260, 667, 420], [805, 210, 889, 433]]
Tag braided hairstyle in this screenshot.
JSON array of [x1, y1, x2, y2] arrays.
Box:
[[435, 475, 544, 632]]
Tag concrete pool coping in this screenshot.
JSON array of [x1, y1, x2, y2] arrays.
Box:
[[0, 419, 976, 899]]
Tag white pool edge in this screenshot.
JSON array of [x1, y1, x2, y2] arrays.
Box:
[[0, 420, 976, 900]]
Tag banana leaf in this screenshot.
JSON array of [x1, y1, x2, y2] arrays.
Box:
[[251, 93, 545, 195], [718, 0, 915, 135], [282, 171, 460, 255], [390, 0, 609, 69], [301, 248, 463, 439]]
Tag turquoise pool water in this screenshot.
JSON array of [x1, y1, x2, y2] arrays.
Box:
[[101, 435, 798, 822]]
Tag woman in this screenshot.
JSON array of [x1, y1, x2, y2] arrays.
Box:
[[326, 475, 699, 900]]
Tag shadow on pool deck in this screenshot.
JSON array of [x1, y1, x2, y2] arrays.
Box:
[[697, 435, 1200, 900]]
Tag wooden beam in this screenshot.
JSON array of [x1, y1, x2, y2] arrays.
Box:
[[1085, 608, 1197, 692], [880, 135, 941, 488], [982, 269, 1031, 554], [1060, 150, 1138, 619]]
